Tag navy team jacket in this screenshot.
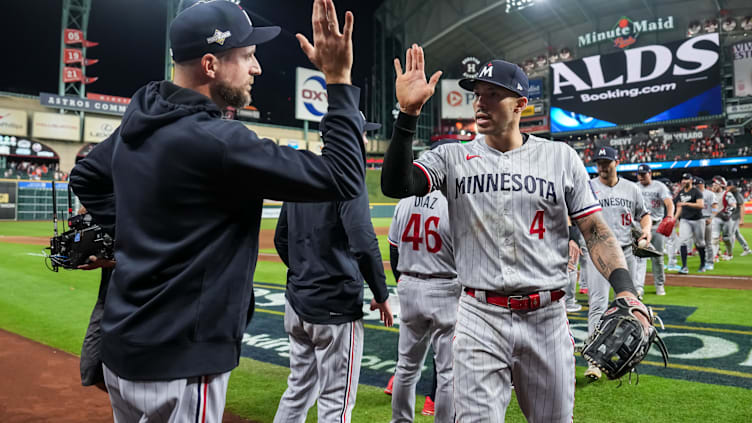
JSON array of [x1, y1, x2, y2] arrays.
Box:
[[274, 189, 389, 325], [69, 80, 365, 380]]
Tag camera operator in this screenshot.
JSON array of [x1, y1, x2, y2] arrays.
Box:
[[69, 1, 367, 420]]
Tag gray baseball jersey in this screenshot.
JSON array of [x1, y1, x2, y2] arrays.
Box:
[[589, 177, 649, 246], [388, 191, 456, 278], [701, 189, 715, 218], [415, 134, 601, 294], [638, 180, 671, 223]]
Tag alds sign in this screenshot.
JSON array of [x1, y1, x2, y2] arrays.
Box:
[[550, 34, 722, 132]]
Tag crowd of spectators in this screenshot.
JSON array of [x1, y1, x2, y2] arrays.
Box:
[[2, 160, 68, 181], [568, 127, 747, 164]]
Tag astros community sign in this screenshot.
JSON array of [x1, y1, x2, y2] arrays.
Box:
[[578, 15, 675, 49]]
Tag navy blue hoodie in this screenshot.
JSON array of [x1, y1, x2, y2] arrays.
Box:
[[69, 80, 365, 380]]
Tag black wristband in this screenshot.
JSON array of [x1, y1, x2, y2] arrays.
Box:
[[608, 268, 636, 295], [568, 226, 578, 242]]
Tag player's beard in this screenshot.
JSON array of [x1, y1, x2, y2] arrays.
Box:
[[213, 80, 251, 109]]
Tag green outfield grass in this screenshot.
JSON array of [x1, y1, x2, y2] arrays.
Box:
[[2, 219, 752, 422]]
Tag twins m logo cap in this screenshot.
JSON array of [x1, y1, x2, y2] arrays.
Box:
[[458, 59, 529, 97]]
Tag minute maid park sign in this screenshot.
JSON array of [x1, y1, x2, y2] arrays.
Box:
[[578, 16, 675, 49]]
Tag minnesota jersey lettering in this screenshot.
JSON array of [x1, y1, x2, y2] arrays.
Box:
[[454, 173, 558, 204]]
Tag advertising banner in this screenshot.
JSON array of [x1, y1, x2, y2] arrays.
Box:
[[295, 67, 327, 122], [521, 102, 544, 117], [441, 79, 474, 119], [550, 33, 722, 133], [40, 93, 128, 116], [732, 41, 752, 97], [0, 181, 16, 220], [0, 108, 28, 136], [86, 93, 131, 104], [32, 112, 80, 141], [83, 116, 120, 142], [527, 79, 543, 100]]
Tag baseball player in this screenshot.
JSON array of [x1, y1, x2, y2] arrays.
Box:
[[714, 178, 739, 260], [710, 176, 727, 262], [673, 173, 707, 273], [381, 47, 649, 422], [272, 124, 393, 422], [387, 146, 460, 422], [584, 146, 651, 380], [696, 177, 715, 270], [634, 164, 674, 295], [729, 180, 752, 257], [69, 1, 370, 421]]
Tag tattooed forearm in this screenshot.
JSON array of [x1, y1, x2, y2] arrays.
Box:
[[575, 211, 628, 279]]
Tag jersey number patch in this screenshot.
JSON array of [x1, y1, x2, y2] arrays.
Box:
[[402, 213, 443, 253], [529, 210, 546, 239]]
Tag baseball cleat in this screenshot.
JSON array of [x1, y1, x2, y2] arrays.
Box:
[[679, 267, 689, 274], [722, 255, 733, 261], [704, 263, 714, 271], [741, 249, 751, 257], [384, 375, 394, 395], [585, 364, 602, 381], [421, 396, 435, 416], [697, 266, 706, 273], [566, 303, 582, 313], [656, 285, 666, 296], [667, 264, 681, 271]]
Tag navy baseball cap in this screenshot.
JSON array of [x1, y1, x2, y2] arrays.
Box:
[[360, 112, 381, 132], [170, 0, 281, 63], [594, 146, 619, 161], [458, 60, 529, 97], [694, 177, 705, 185], [637, 164, 652, 174], [681, 172, 693, 180]]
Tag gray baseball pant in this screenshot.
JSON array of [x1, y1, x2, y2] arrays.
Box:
[[274, 299, 364, 423], [666, 229, 679, 267], [452, 291, 575, 422], [735, 219, 750, 250], [680, 219, 706, 248], [391, 276, 461, 423], [634, 226, 666, 292], [704, 219, 714, 264], [587, 245, 637, 336], [102, 363, 231, 423]]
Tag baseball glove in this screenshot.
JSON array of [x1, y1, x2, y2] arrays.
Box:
[[582, 296, 669, 381], [656, 217, 676, 237], [631, 228, 662, 258]]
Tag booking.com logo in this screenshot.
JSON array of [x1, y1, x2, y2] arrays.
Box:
[[302, 76, 328, 116]]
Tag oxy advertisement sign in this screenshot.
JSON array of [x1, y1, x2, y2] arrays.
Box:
[[0, 108, 28, 137], [83, 116, 120, 142], [733, 41, 752, 97], [441, 79, 474, 119], [550, 33, 721, 133], [295, 67, 328, 122]]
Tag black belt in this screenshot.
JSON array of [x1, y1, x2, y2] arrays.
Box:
[[401, 272, 455, 280]]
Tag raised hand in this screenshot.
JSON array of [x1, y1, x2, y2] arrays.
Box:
[[296, 0, 353, 85], [393, 44, 442, 116]]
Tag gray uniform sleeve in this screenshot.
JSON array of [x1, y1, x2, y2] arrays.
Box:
[[414, 147, 448, 194]]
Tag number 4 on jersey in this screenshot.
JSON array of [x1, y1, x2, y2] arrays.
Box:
[[529, 210, 545, 239], [402, 213, 442, 253]]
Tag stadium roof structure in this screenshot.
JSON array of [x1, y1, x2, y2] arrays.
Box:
[[375, 0, 751, 74]]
